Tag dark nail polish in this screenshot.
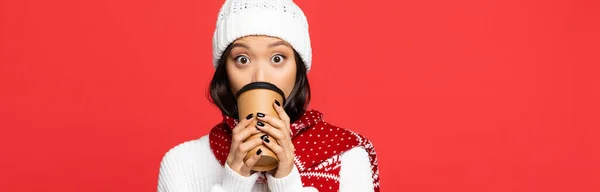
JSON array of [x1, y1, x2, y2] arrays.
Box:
[[257, 121, 264, 127], [256, 148, 262, 155], [261, 135, 270, 143], [257, 112, 265, 118], [245, 113, 254, 120], [274, 100, 280, 106]]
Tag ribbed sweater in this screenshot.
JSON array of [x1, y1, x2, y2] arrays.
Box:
[[157, 135, 374, 192]]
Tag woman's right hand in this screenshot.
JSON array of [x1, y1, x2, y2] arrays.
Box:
[[226, 113, 265, 177]]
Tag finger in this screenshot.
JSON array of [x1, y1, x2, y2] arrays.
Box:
[[258, 121, 294, 155], [233, 113, 255, 134], [273, 101, 290, 127], [256, 113, 286, 133], [261, 127, 294, 156], [232, 122, 261, 148], [240, 148, 263, 174], [255, 121, 285, 143], [260, 135, 286, 160], [236, 136, 264, 160]]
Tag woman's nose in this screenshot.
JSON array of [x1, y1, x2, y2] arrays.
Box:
[[252, 62, 269, 83]]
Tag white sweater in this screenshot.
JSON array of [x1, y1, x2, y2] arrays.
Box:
[[157, 135, 374, 192]]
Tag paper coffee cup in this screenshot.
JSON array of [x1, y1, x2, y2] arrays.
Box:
[[235, 82, 286, 172]]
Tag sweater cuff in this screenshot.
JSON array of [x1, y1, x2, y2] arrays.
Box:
[[266, 165, 304, 192], [221, 163, 259, 192]]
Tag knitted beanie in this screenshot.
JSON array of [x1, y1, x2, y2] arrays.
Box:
[[212, 0, 312, 71]]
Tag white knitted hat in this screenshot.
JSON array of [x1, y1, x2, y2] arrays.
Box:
[[212, 0, 312, 71]]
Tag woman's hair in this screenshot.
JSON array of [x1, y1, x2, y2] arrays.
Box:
[[207, 43, 311, 122]]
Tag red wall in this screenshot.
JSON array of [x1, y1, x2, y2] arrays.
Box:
[[1, 0, 599, 191]]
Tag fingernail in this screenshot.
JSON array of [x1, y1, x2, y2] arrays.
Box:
[[261, 135, 270, 143], [256, 125, 260, 130], [257, 121, 264, 127], [257, 112, 265, 118], [256, 148, 262, 155], [245, 113, 254, 120], [274, 100, 280, 106]]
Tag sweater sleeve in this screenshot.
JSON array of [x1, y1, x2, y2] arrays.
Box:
[[266, 165, 318, 192], [157, 141, 202, 192], [210, 163, 260, 192], [339, 147, 375, 192], [157, 136, 259, 192]]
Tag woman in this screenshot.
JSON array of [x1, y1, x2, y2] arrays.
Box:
[[157, 0, 380, 191]]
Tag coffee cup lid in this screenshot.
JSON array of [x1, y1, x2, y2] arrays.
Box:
[[235, 82, 286, 105]]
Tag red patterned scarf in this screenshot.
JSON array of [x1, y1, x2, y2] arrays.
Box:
[[209, 109, 380, 192]]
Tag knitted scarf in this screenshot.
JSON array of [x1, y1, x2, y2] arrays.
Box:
[[209, 109, 380, 192]]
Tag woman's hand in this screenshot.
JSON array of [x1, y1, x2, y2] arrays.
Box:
[[255, 100, 295, 178], [226, 113, 265, 177]]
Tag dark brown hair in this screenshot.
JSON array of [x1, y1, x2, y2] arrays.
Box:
[[207, 43, 311, 122]]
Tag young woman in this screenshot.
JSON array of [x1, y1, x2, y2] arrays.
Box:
[[157, 0, 380, 191]]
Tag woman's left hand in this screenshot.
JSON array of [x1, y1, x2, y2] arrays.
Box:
[[255, 100, 295, 178]]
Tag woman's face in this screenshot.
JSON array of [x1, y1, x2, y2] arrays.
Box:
[[226, 35, 297, 99]]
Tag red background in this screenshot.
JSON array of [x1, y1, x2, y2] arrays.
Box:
[[1, 0, 599, 191]]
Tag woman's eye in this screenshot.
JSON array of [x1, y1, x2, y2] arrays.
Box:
[[235, 55, 250, 64], [271, 54, 285, 64]]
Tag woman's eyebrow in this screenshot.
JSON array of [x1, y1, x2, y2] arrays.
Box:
[[268, 41, 291, 48], [231, 42, 250, 50]]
